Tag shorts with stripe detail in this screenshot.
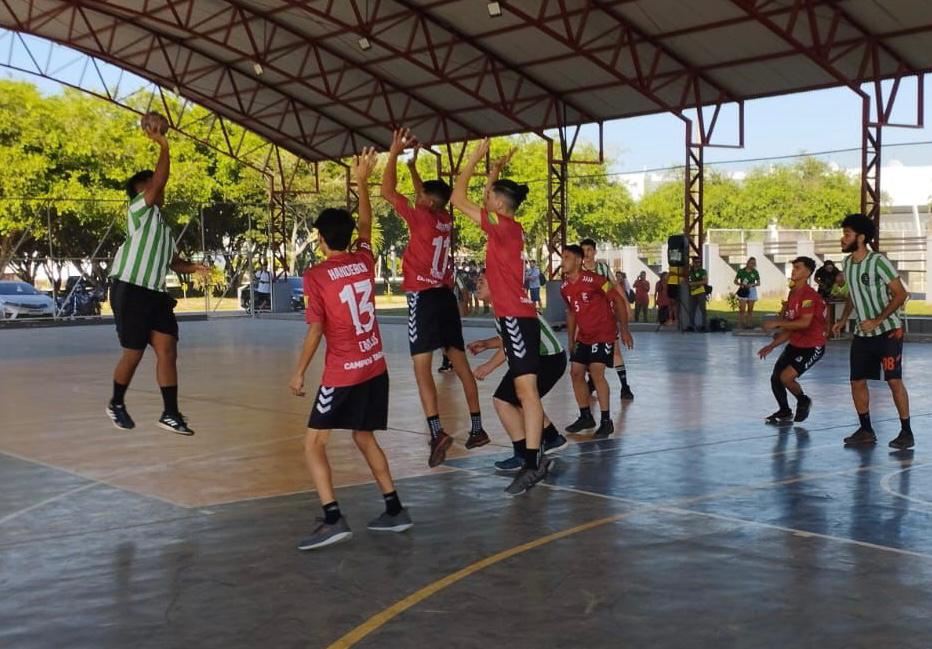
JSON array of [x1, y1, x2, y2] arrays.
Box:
[[498, 316, 540, 377]]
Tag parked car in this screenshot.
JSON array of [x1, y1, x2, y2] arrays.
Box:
[[57, 277, 105, 317], [0, 281, 55, 319], [239, 276, 304, 312]]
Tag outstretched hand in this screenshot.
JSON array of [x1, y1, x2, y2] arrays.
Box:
[[389, 128, 411, 156], [144, 124, 168, 147], [351, 147, 379, 181], [468, 137, 491, 165], [491, 147, 517, 171], [757, 344, 774, 360]]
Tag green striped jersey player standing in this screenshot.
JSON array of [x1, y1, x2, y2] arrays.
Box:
[[833, 213, 913, 450]]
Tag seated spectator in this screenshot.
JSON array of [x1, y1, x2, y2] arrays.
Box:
[[815, 260, 839, 299]]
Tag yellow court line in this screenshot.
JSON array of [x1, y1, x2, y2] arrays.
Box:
[[326, 512, 627, 649]]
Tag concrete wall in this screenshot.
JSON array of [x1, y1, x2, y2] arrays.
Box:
[[703, 243, 738, 299], [746, 242, 788, 298], [621, 246, 660, 286]]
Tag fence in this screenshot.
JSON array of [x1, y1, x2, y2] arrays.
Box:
[[0, 197, 328, 323]]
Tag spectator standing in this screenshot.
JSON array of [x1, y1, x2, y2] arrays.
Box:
[[525, 259, 542, 310], [734, 257, 760, 329], [633, 271, 651, 322]]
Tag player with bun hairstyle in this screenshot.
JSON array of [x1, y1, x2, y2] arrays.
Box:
[[452, 139, 549, 496]]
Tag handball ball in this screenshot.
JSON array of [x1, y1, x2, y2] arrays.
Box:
[[140, 111, 169, 135]]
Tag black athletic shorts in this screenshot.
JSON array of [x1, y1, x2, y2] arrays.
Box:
[[110, 279, 179, 351], [774, 344, 825, 377], [498, 316, 540, 377], [666, 283, 680, 301], [308, 371, 389, 431], [570, 341, 615, 368], [494, 352, 567, 406], [407, 287, 466, 356], [850, 328, 904, 381]]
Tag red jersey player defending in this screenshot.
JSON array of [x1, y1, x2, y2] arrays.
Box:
[[452, 138, 548, 496], [561, 244, 634, 438], [758, 256, 826, 424], [290, 148, 412, 551], [381, 129, 488, 468]]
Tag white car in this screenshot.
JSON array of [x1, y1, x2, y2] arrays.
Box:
[[0, 281, 55, 319]]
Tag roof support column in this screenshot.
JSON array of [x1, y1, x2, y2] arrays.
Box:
[[684, 120, 704, 263]]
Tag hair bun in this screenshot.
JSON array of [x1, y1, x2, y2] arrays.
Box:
[[516, 184, 529, 200]]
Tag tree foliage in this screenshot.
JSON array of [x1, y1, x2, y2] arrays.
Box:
[[1, 78, 862, 285]]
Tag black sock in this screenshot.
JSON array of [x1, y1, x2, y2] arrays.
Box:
[[160, 385, 179, 415], [383, 491, 403, 516], [770, 374, 790, 411], [796, 393, 809, 404], [542, 424, 559, 443], [580, 406, 592, 420], [601, 410, 611, 422], [617, 365, 628, 389], [469, 412, 482, 434], [322, 501, 341, 525], [859, 411, 872, 431], [427, 415, 442, 440], [901, 418, 912, 434], [112, 381, 128, 406], [513, 439, 527, 458], [524, 446, 540, 470]]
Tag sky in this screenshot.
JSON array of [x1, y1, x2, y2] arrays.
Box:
[[3, 31, 931, 177]]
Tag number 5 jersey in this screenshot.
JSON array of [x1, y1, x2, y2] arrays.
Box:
[[303, 239, 387, 386]]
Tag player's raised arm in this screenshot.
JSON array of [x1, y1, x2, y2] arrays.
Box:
[[351, 147, 379, 242], [143, 122, 170, 208], [381, 129, 410, 204], [407, 143, 425, 196], [451, 138, 491, 224]]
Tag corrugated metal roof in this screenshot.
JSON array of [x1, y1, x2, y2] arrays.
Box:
[[1, 0, 930, 162]]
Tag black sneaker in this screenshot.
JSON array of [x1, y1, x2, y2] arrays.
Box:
[[465, 429, 490, 449], [843, 427, 877, 446], [428, 431, 453, 467], [619, 386, 634, 401], [765, 409, 793, 424], [565, 414, 596, 434], [158, 412, 195, 436], [593, 420, 614, 439], [494, 455, 524, 472], [889, 431, 915, 450], [543, 434, 569, 455], [438, 360, 453, 374], [794, 396, 812, 423], [504, 458, 550, 496], [106, 402, 135, 430]]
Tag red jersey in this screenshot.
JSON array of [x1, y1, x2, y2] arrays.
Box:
[[480, 210, 536, 318], [561, 270, 619, 344], [784, 283, 827, 348], [633, 278, 650, 303], [654, 280, 670, 307], [387, 194, 454, 292], [304, 240, 387, 387]]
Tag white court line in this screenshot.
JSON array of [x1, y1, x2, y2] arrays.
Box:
[[540, 482, 932, 561], [0, 482, 103, 527], [880, 463, 932, 509]]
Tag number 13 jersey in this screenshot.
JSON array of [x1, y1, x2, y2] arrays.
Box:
[[304, 239, 387, 387]]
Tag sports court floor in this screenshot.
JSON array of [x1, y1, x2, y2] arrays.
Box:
[[2, 318, 932, 648]]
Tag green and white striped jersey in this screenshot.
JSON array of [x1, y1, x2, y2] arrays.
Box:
[[110, 194, 176, 292], [495, 312, 563, 356], [843, 250, 903, 337]]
